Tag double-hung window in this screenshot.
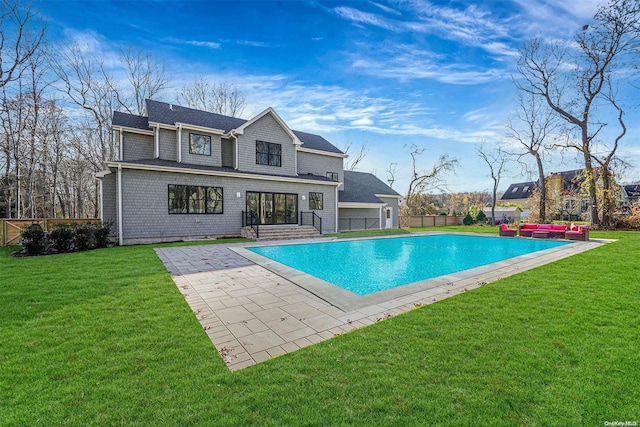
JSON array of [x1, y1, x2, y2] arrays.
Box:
[[256, 140, 282, 167], [309, 192, 323, 210]]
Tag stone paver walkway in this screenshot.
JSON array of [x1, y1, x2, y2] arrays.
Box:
[[155, 234, 608, 371]]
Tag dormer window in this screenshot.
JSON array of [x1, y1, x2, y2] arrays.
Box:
[[256, 140, 281, 167]]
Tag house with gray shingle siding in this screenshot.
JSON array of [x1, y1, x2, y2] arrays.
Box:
[[98, 99, 400, 244]]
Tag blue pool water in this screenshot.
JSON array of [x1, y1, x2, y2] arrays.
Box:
[[248, 234, 571, 295]]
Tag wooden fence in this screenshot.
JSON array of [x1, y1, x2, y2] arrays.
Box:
[[399, 215, 463, 228], [1, 218, 101, 246]]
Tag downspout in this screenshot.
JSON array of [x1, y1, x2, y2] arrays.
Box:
[[154, 126, 159, 158], [117, 164, 123, 246], [118, 127, 123, 161], [177, 124, 183, 163], [335, 185, 339, 233], [379, 207, 383, 230], [229, 131, 239, 170]]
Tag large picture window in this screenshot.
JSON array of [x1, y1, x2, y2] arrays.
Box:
[[256, 140, 282, 167], [169, 185, 223, 214], [189, 133, 211, 156], [309, 192, 323, 210]]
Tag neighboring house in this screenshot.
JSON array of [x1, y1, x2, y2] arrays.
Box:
[[622, 183, 640, 211], [500, 181, 534, 218], [546, 169, 589, 219], [98, 99, 399, 245], [501, 169, 592, 221]]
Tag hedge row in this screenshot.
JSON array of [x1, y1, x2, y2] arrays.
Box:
[[19, 222, 113, 256]]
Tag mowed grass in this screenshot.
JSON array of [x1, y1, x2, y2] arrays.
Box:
[[1, 229, 639, 425]]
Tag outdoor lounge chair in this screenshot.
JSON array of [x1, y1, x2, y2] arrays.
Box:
[[565, 225, 589, 241], [499, 223, 517, 237]]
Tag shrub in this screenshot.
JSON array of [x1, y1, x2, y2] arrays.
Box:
[[21, 223, 47, 255], [463, 212, 475, 225], [49, 224, 74, 253], [92, 222, 113, 248], [475, 210, 488, 224], [72, 222, 93, 251]]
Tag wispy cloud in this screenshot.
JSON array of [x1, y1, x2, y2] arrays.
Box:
[[333, 6, 399, 31], [236, 40, 272, 48], [184, 40, 221, 49]]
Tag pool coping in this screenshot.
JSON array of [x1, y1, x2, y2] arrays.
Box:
[[230, 231, 607, 312]]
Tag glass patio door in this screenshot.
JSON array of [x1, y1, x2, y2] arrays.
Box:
[[246, 191, 297, 225]]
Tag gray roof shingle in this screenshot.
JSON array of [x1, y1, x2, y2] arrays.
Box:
[[501, 182, 535, 200], [339, 170, 400, 204], [140, 99, 344, 155], [112, 111, 151, 130]]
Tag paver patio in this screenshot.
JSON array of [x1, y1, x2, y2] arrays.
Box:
[[155, 233, 608, 371]]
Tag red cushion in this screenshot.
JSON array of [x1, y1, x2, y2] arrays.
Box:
[[522, 224, 537, 229], [552, 225, 567, 231], [537, 224, 552, 230]]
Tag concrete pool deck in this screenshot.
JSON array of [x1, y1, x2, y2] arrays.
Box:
[[155, 232, 609, 371]]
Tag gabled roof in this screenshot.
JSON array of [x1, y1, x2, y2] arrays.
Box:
[[549, 169, 584, 193], [624, 184, 640, 198], [501, 181, 535, 200], [339, 170, 401, 204], [133, 99, 344, 155]]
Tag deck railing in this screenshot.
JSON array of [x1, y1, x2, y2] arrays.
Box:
[[300, 211, 322, 234], [241, 211, 259, 239]]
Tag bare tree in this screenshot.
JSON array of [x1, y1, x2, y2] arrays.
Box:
[[115, 46, 168, 116], [52, 43, 169, 217], [386, 162, 397, 188], [403, 143, 458, 214], [477, 142, 508, 225], [504, 92, 560, 222], [178, 75, 246, 117], [341, 141, 368, 170], [0, 0, 46, 89], [515, 0, 640, 225]]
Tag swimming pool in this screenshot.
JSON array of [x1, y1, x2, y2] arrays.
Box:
[[247, 234, 572, 295]]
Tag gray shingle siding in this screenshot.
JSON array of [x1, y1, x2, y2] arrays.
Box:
[[379, 196, 399, 228], [122, 132, 154, 161], [179, 128, 223, 166], [221, 138, 234, 168], [115, 168, 336, 244], [100, 172, 117, 231], [297, 151, 343, 184], [158, 128, 177, 161], [236, 114, 297, 176]]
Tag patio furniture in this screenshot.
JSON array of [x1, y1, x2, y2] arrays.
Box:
[[565, 225, 589, 241], [519, 223, 567, 238], [499, 223, 517, 237], [532, 230, 551, 239]]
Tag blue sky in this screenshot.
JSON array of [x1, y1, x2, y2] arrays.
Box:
[[37, 0, 640, 195]]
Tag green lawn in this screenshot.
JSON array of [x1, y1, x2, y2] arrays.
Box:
[[1, 229, 639, 426]]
